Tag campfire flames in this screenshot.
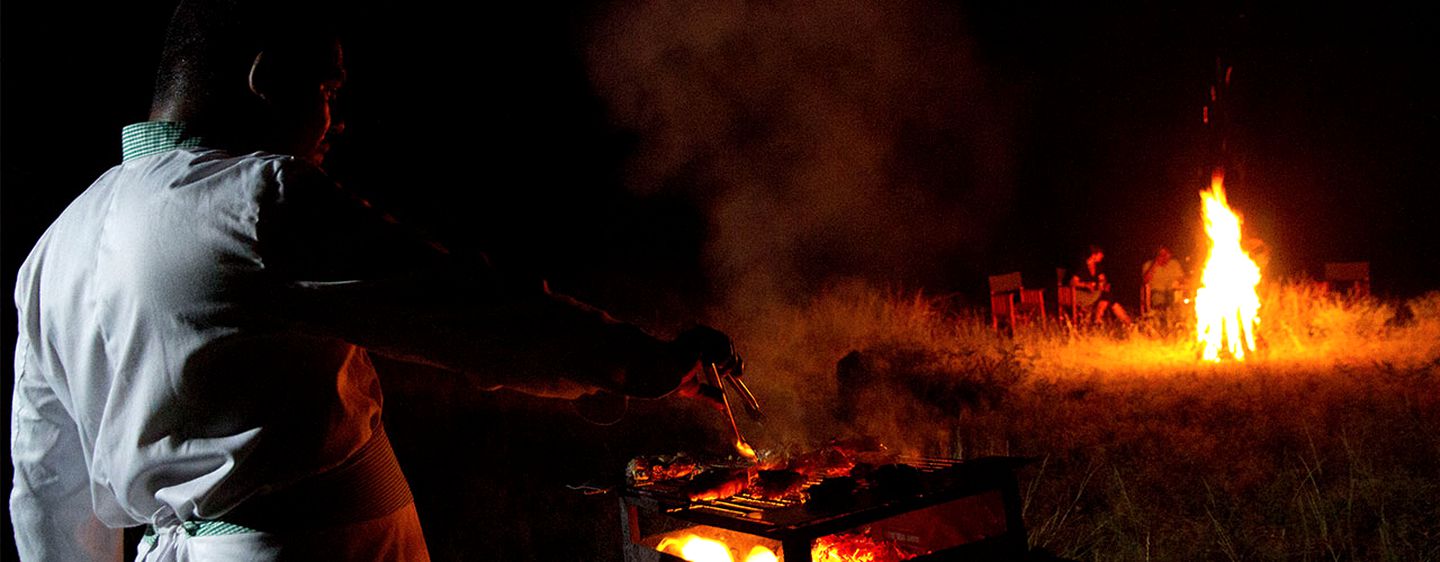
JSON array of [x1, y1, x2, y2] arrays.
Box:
[[656, 535, 777, 562], [1194, 169, 1262, 361]]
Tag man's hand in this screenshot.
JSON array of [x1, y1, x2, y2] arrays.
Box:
[[673, 325, 743, 378], [618, 325, 742, 400], [670, 325, 744, 411]]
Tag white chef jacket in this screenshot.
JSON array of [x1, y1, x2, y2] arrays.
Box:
[[11, 123, 669, 561]]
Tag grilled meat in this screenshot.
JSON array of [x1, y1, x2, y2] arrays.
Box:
[[683, 467, 753, 501], [749, 470, 808, 500], [784, 446, 855, 478], [626, 454, 698, 484], [871, 463, 924, 497]]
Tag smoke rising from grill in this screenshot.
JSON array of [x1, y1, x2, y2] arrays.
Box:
[[587, 0, 1016, 319], [584, 1, 1019, 453]]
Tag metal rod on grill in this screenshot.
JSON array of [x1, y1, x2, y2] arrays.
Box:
[[709, 362, 757, 460], [722, 373, 763, 421]]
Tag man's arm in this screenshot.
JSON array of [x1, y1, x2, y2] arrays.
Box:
[[1070, 273, 1096, 291], [269, 267, 699, 399], [1141, 260, 1157, 285], [11, 335, 122, 562], [256, 160, 721, 399]]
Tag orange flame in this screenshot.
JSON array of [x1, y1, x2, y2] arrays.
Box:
[[1194, 170, 1262, 361], [656, 535, 778, 562]]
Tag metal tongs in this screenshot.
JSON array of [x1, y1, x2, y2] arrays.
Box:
[[701, 361, 763, 460]]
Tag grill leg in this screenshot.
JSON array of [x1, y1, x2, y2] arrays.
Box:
[[620, 502, 663, 562], [782, 537, 811, 562]]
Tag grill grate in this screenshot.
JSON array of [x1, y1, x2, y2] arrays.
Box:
[[630, 456, 963, 519], [620, 456, 1032, 561]]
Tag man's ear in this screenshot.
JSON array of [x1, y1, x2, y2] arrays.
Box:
[[248, 51, 271, 102]]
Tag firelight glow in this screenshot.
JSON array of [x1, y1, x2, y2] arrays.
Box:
[[656, 535, 778, 562], [735, 439, 757, 461], [1193, 169, 1262, 361], [745, 546, 780, 562], [811, 531, 909, 562]]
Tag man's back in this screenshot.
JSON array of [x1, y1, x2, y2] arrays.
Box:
[[12, 143, 397, 560]]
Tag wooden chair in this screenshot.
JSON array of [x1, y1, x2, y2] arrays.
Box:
[[1055, 268, 1078, 324], [989, 272, 1045, 330], [1324, 262, 1370, 298]]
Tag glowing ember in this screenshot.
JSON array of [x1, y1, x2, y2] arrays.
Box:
[[744, 545, 779, 562], [657, 535, 730, 562], [1194, 169, 1262, 361], [656, 535, 778, 562], [811, 531, 913, 562]]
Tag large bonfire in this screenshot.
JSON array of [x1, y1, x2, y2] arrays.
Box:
[[1193, 169, 1262, 361]]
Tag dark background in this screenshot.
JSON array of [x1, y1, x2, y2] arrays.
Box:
[[6, 2, 1440, 316], [5, 1, 1439, 559]]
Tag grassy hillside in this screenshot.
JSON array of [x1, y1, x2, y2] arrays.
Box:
[[724, 282, 1440, 561]]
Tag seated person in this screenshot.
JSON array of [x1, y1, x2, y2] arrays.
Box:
[[1141, 245, 1186, 314], [1071, 245, 1132, 325]]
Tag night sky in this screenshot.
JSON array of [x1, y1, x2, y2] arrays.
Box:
[[4, 1, 1440, 557], [6, 2, 1439, 320]]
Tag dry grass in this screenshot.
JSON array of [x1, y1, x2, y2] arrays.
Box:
[[723, 280, 1440, 561]]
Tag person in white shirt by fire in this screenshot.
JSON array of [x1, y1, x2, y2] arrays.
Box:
[[1141, 245, 1187, 326], [9, 2, 742, 561]]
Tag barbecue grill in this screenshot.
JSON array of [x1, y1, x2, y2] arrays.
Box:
[[620, 456, 1031, 561]]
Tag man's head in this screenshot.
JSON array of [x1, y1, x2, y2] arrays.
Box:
[[1156, 246, 1172, 264], [151, 0, 344, 164]]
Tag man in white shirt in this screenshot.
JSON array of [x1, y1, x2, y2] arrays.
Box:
[[1141, 245, 1187, 324], [10, 2, 740, 560]]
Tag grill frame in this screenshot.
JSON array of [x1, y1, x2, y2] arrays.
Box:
[[620, 456, 1031, 561]]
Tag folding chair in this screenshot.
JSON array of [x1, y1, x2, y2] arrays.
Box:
[[1055, 267, 1078, 324], [989, 272, 1045, 331]]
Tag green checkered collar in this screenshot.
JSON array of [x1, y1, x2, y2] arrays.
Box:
[[121, 121, 207, 161]]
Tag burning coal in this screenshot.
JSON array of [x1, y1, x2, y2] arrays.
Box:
[[812, 531, 914, 562], [657, 535, 778, 562]]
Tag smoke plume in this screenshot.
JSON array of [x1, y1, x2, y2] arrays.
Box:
[[586, 0, 1016, 320]]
